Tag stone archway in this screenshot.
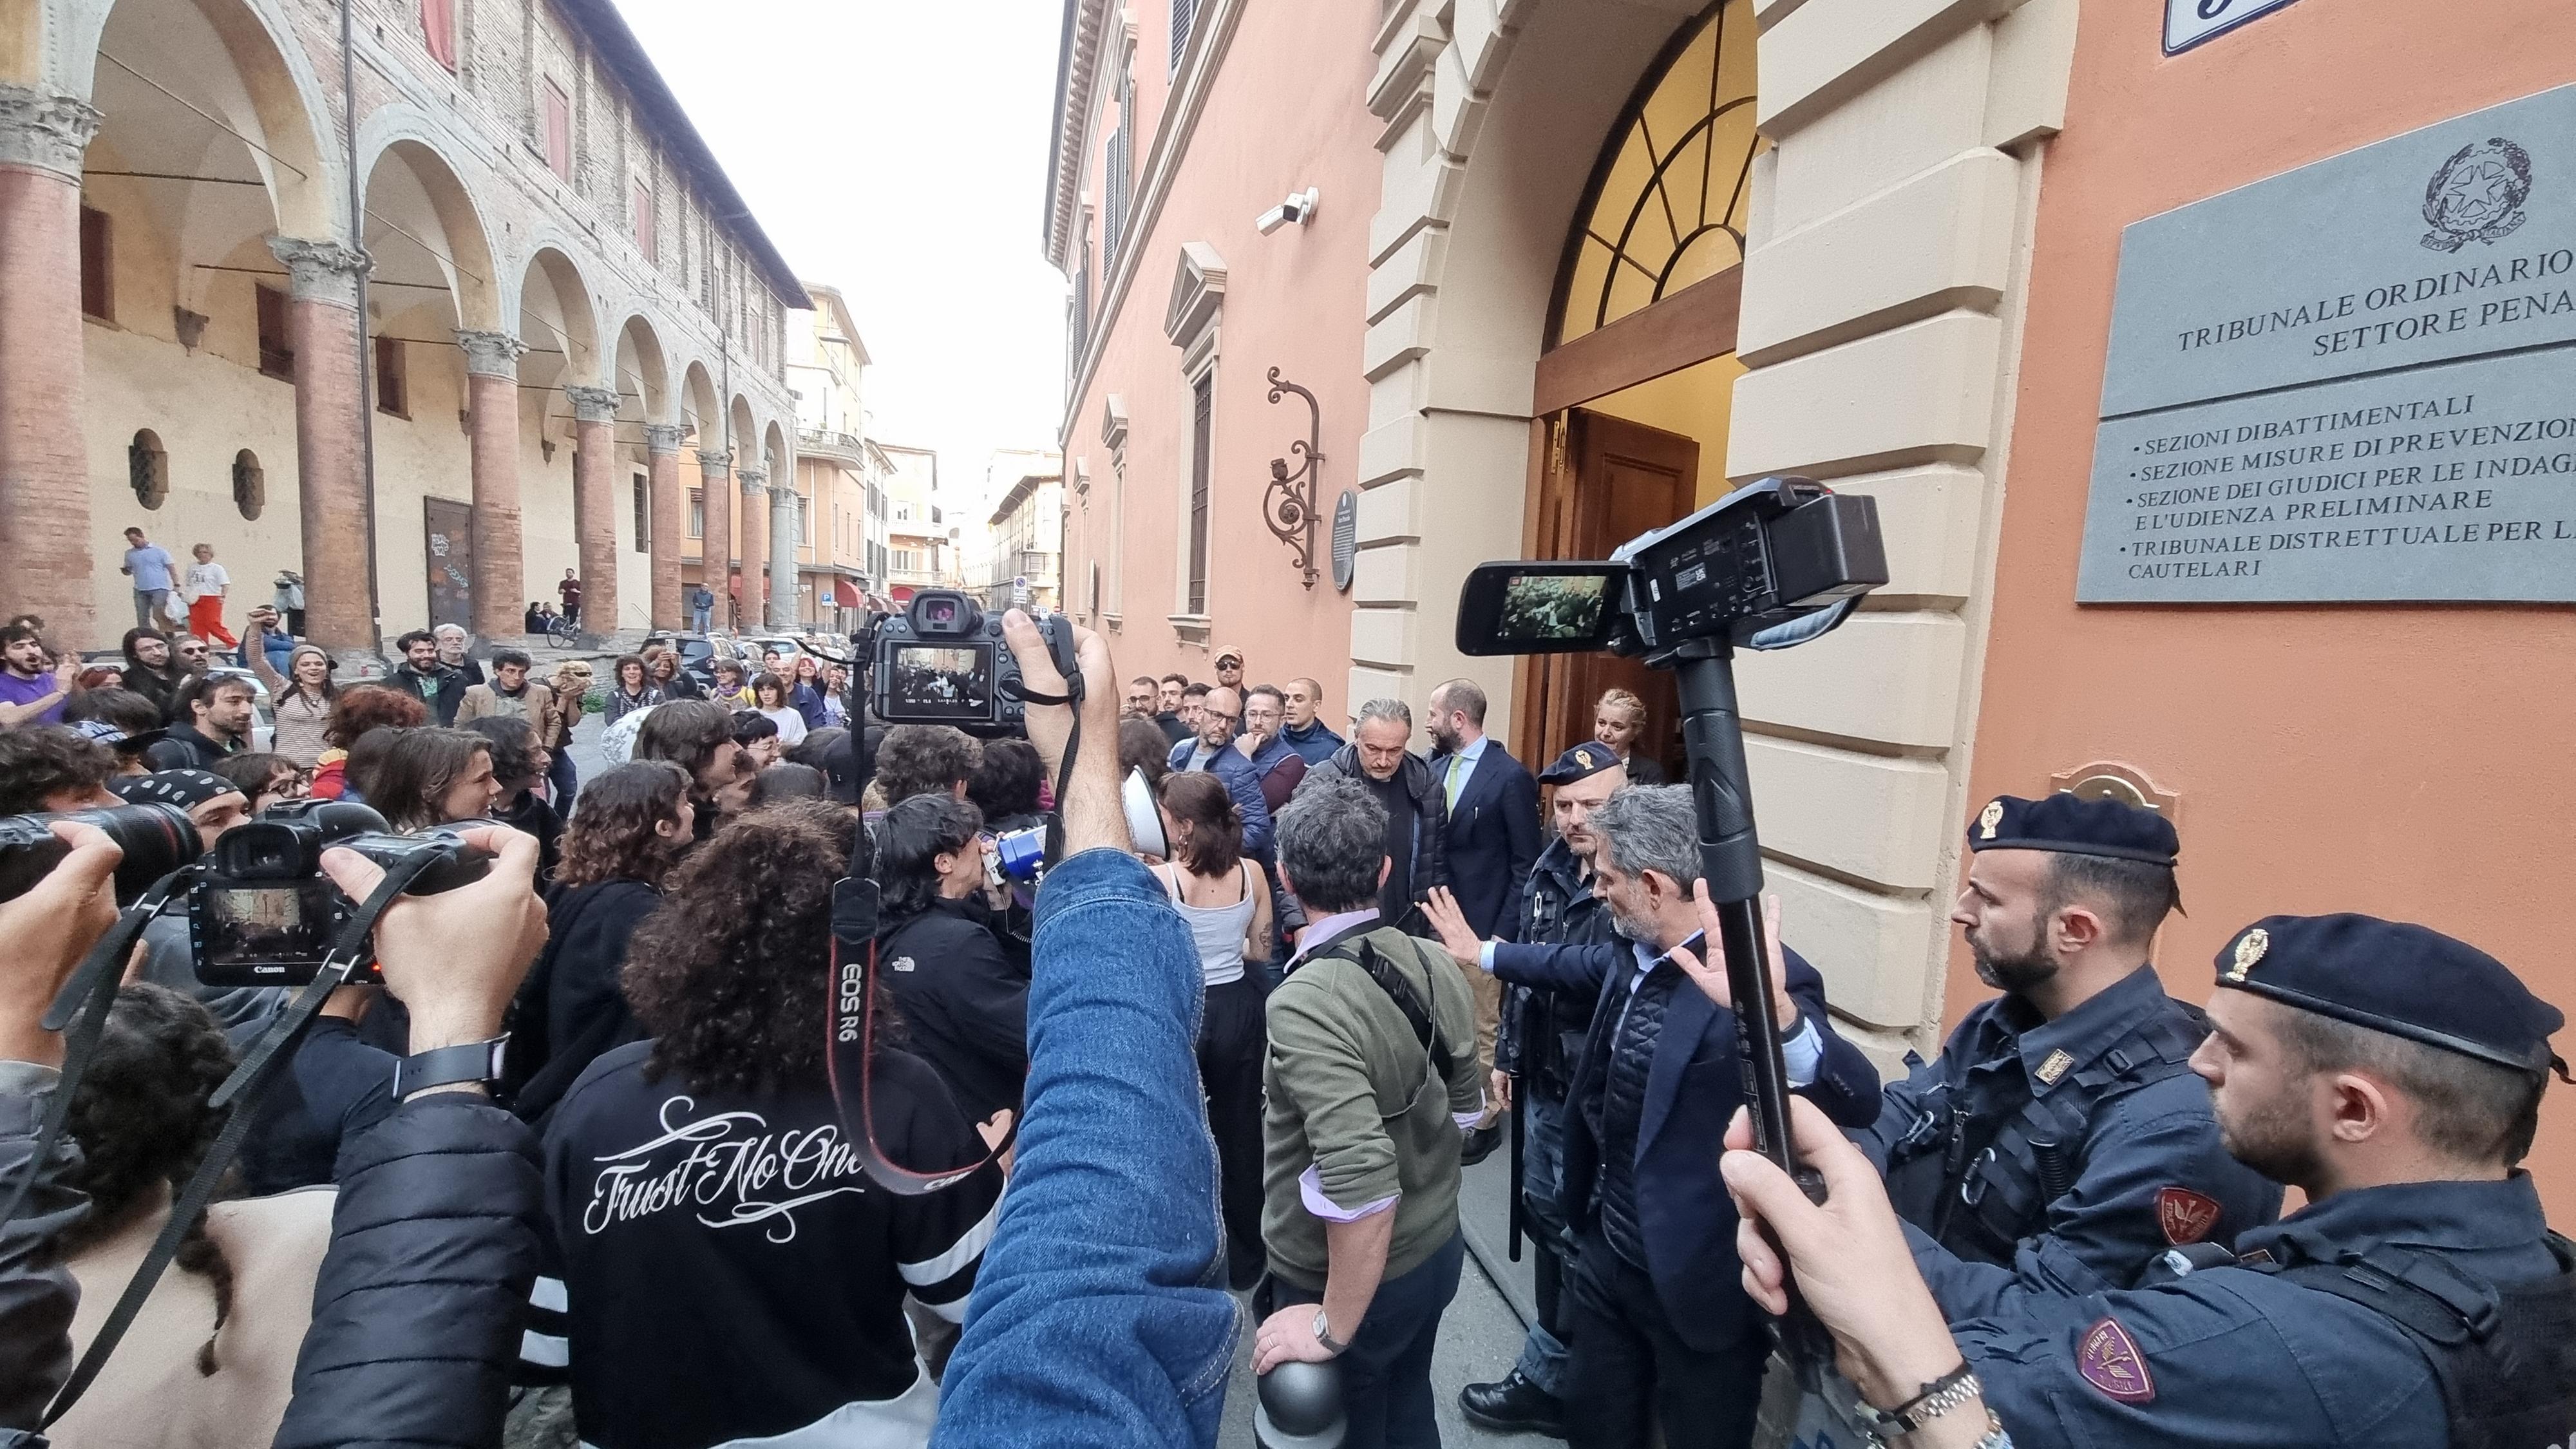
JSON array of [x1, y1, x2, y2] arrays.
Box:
[[516, 244, 612, 630], [679, 358, 728, 625], [612, 314, 678, 627], [761, 417, 793, 627], [727, 392, 762, 625]]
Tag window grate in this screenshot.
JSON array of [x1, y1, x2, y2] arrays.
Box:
[[1188, 372, 1212, 615]]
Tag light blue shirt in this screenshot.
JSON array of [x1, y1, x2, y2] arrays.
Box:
[[124, 544, 176, 593], [1481, 928, 1821, 1083]]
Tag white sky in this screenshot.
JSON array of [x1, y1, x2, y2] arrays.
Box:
[[618, 0, 1070, 506]]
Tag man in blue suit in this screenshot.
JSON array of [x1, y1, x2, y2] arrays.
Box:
[[1425, 679, 1540, 1128], [1164, 684, 1274, 860], [1484, 784, 1880, 1449]]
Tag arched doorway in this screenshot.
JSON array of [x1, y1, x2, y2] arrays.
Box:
[[1509, 0, 1759, 777]]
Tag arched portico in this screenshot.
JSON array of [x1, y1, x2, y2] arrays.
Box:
[[614, 314, 679, 627], [761, 417, 793, 627], [679, 358, 730, 625], [518, 245, 616, 631], [728, 393, 765, 625]]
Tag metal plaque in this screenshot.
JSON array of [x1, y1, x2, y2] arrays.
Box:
[[1331, 489, 1358, 592], [2165, 0, 2303, 56], [2079, 84, 2576, 603]]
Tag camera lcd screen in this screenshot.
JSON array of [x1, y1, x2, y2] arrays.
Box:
[[887, 644, 994, 720], [199, 880, 338, 976], [1496, 572, 1613, 643]]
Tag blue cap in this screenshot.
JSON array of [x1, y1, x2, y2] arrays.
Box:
[[2215, 913, 2566, 1077], [1539, 743, 1625, 786], [1967, 793, 2177, 866]]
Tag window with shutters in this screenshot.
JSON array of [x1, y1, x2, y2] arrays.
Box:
[[79, 207, 113, 321], [374, 334, 408, 417], [1170, 0, 1198, 72], [1102, 74, 1133, 276], [255, 284, 294, 379], [690, 488, 705, 539], [421, 0, 458, 71], [1186, 372, 1211, 616], [542, 80, 573, 182]]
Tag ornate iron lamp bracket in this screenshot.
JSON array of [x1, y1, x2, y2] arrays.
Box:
[[1263, 367, 1324, 589]]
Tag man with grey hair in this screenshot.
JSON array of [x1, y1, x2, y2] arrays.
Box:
[[1254, 772, 1486, 1446], [1477, 784, 1882, 1449], [431, 621, 486, 686], [1294, 697, 1447, 933]]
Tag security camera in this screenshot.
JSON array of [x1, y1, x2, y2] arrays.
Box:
[[1256, 187, 1321, 236]]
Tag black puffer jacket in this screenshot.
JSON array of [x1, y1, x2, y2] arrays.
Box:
[[1295, 743, 1450, 927], [272, 1094, 544, 1449]]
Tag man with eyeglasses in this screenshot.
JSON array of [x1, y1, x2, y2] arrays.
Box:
[[1164, 685, 1274, 860]]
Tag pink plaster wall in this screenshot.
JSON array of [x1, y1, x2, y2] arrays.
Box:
[[1059, 0, 1380, 705]]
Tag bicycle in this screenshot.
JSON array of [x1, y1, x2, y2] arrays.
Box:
[[545, 614, 581, 648]]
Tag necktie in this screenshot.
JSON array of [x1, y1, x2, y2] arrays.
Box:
[[1445, 752, 1466, 811]]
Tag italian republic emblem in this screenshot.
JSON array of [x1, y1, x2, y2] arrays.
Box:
[[2421, 137, 2533, 254]]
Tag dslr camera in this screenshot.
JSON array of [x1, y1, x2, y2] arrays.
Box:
[[1454, 476, 1886, 659], [0, 803, 202, 907], [191, 799, 494, 987], [869, 589, 1075, 739]]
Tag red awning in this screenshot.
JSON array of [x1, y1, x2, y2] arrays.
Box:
[[889, 585, 916, 603], [834, 578, 862, 608]]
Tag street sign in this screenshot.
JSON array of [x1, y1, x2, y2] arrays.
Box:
[[2166, 0, 2302, 55]]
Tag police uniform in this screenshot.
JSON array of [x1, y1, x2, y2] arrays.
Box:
[[1935, 914, 2574, 1449], [1858, 795, 2280, 1314], [1461, 744, 1616, 1430]]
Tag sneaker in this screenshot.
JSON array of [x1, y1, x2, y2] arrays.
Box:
[[1459, 1370, 1567, 1437]]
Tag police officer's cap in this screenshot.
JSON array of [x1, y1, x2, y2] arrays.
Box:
[[1539, 743, 1624, 787], [2214, 914, 2569, 1077], [1966, 793, 2177, 866]]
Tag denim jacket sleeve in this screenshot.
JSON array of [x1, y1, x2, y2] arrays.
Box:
[[0, 1063, 83, 1435], [933, 849, 1241, 1449]]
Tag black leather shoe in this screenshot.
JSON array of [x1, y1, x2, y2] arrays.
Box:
[[1459, 1371, 1566, 1437], [1459, 1121, 1503, 1167]]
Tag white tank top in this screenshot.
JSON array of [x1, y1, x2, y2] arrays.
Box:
[[1161, 861, 1257, 986]]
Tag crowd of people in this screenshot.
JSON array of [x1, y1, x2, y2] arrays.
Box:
[[0, 597, 2565, 1449]]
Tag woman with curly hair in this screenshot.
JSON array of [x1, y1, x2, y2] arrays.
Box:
[[307, 683, 428, 800], [633, 698, 753, 839], [600, 654, 662, 726], [49, 984, 334, 1449], [502, 761, 693, 1122], [542, 810, 1004, 1449]]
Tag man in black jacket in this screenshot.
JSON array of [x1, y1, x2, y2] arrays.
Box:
[[143, 672, 252, 772], [1294, 697, 1448, 935], [387, 628, 464, 725], [1486, 785, 1882, 1449], [874, 792, 1030, 1124]]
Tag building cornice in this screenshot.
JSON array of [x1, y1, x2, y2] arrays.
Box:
[[1043, 0, 1114, 269]]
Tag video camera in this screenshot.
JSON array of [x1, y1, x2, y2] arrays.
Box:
[[868, 589, 1076, 739], [190, 799, 493, 987], [1455, 476, 1886, 1194]]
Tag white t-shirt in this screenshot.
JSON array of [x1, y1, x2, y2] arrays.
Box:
[[184, 562, 229, 602], [761, 706, 808, 746]]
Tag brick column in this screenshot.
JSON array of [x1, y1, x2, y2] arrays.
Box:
[[456, 330, 528, 641], [566, 386, 620, 634], [270, 236, 375, 651], [737, 468, 768, 629], [768, 472, 799, 628], [645, 424, 685, 629], [0, 86, 102, 645], [697, 447, 733, 629]]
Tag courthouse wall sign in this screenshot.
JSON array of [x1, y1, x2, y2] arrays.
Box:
[[2078, 84, 2576, 603], [2164, 0, 2306, 56]]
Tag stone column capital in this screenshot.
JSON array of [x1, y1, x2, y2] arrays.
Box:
[[455, 330, 528, 379], [0, 84, 103, 179], [737, 468, 768, 495], [644, 422, 688, 454], [696, 448, 733, 476], [565, 386, 621, 424], [266, 236, 372, 308]]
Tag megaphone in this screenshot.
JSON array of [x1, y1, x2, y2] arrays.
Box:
[[1124, 768, 1168, 858], [1254, 1359, 1345, 1449]]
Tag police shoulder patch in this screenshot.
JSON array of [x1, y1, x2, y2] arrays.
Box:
[[2077, 1316, 2156, 1403], [2157, 1186, 2222, 1245]]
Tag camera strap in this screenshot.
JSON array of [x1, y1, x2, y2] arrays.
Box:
[[0, 867, 193, 1231], [32, 851, 440, 1427]]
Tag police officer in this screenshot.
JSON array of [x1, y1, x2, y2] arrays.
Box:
[[1859, 795, 2281, 1311], [1425, 743, 1624, 1438], [1898, 914, 2573, 1448]]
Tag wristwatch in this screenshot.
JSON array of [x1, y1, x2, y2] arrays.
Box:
[[391, 1034, 510, 1101], [1311, 1307, 1349, 1357]]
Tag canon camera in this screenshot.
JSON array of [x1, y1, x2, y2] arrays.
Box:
[[869, 589, 1076, 739], [190, 799, 494, 987]]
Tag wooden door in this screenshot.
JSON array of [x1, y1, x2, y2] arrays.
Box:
[[425, 497, 473, 632], [1511, 409, 1697, 778]]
